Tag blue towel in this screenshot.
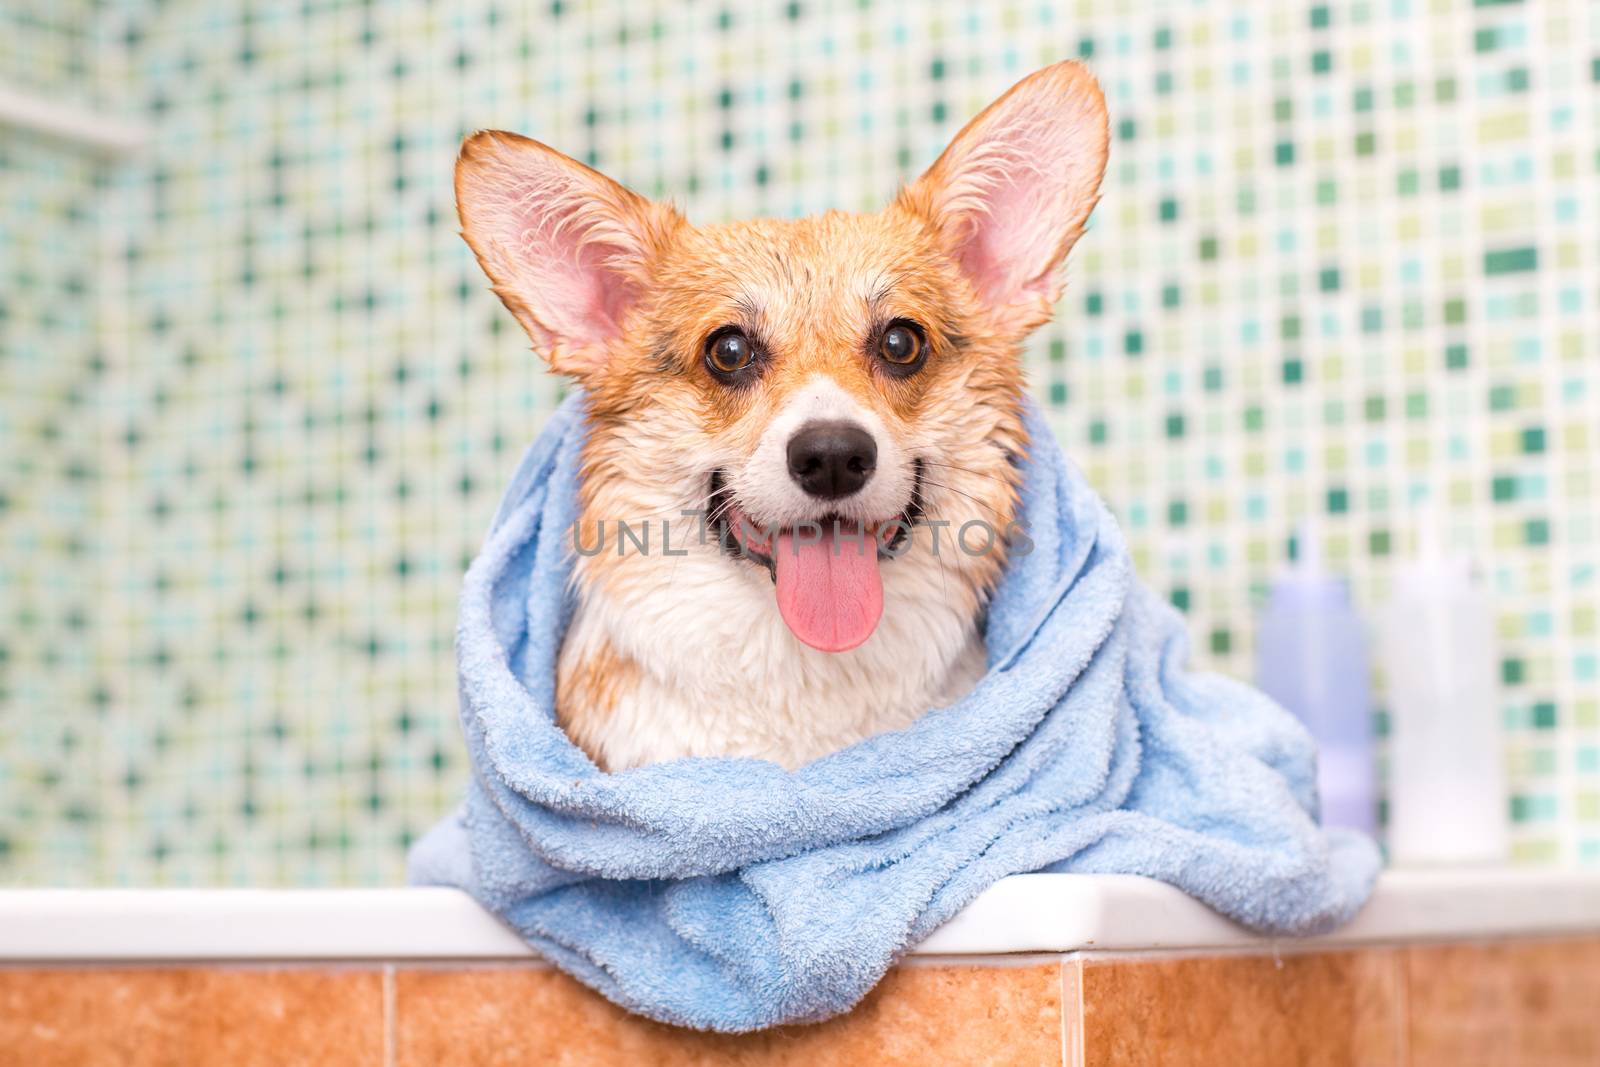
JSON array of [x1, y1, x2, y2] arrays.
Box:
[[409, 392, 1380, 1032]]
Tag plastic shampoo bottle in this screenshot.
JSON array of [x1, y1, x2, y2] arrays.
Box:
[[1375, 525, 1508, 865], [1255, 526, 1378, 835]]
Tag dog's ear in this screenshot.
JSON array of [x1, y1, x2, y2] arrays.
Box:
[[455, 132, 681, 376], [901, 61, 1108, 334]]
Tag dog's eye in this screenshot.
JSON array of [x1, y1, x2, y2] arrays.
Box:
[[705, 329, 755, 378], [877, 321, 926, 372]]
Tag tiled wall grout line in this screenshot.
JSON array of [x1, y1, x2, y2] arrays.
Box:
[[1058, 958, 1067, 1067], [1060, 956, 1085, 1067], [1395, 948, 1412, 1067], [383, 962, 397, 1067], [1076, 957, 1086, 1067]]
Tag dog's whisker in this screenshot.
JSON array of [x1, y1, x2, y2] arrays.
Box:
[[916, 477, 1009, 523], [705, 498, 740, 535], [926, 519, 956, 611], [919, 459, 1013, 488]]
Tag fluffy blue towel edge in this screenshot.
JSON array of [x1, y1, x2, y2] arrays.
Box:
[[409, 391, 1381, 1032]]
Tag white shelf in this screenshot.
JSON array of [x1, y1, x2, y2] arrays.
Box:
[[0, 869, 1595, 962], [0, 80, 148, 156]]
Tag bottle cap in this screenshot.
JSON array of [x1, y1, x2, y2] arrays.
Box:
[[1272, 520, 1348, 603], [1393, 509, 1477, 598]]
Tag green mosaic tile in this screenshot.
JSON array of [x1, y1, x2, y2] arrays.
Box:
[[2, 0, 1598, 883]]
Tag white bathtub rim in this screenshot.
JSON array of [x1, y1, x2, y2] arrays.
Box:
[[0, 868, 1595, 962]]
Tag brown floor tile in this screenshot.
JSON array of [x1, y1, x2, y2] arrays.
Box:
[[1406, 937, 1600, 1067], [395, 961, 1064, 1066], [1079, 949, 1403, 1067], [0, 967, 384, 1067]]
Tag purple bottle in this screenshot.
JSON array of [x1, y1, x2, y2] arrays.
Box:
[[1255, 525, 1378, 835]]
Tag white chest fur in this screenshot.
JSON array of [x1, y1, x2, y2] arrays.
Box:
[[557, 529, 989, 771]]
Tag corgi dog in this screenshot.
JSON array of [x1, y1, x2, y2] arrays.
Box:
[[456, 62, 1108, 771]]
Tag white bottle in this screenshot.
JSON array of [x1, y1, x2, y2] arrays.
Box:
[[1376, 523, 1508, 866]]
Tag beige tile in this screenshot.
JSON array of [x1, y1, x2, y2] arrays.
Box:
[[1406, 937, 1600, 1067], [0, 967, 384, 1067], [395, 960, 1064, 1066], [1079, 949, 1403, 1067]]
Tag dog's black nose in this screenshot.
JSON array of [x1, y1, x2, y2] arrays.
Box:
[[787, 421, 877, 500]]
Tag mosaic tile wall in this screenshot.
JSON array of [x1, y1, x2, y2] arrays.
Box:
[[2, 0, 1597, 884], [0, 3, 109, 881], [0, 1, 99, 109]]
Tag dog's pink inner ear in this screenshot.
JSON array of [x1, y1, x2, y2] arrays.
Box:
[[528, 213, 636, 347], [948, 157, 1065, 307], [911, 63, 1109, 320], [457, 134, 665, 373]]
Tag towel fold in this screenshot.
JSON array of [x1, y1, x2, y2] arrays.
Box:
[[409, 392, 1380, 1032]]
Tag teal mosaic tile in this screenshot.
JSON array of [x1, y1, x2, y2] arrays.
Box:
[[0, 1, 100, 107], [1, 0, 1598, 883]]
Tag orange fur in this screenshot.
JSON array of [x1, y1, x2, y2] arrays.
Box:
[[455, 62, 1109, 769], [554, 637, 640, 768]]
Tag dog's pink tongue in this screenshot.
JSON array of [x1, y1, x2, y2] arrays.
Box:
[[774, 523, 883, 653]]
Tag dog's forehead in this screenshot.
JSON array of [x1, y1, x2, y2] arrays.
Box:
[[662, 211, 937, 328]]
